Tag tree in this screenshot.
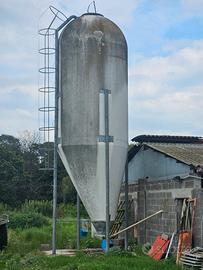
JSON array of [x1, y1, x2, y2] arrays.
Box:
[[60, 176, 76, 204], [0, 135, 23, 206], [19, 131, 53, 201], [0, 132, 76, 207]]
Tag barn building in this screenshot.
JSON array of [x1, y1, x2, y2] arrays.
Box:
[[120, 135, 203, 248]]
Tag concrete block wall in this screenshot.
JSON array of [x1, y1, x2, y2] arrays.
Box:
[[120, 177, 202, 247], [192, 189, 203, 247], [145, 192, 177, 244]]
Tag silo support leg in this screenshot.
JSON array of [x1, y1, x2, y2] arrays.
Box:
[[77, 193, 80, 250]]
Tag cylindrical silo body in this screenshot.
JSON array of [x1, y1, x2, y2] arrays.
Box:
[[58, 13, 128, 233]]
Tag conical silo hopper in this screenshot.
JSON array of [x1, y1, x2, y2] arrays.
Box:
[[58, 13, 128, 234]]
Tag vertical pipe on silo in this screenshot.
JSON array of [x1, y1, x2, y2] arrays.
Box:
[[105, 90, 110, 252]]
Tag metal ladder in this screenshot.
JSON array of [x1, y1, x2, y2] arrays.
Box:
[[110, 199, 133, 237], [38, 6, 69, 170]]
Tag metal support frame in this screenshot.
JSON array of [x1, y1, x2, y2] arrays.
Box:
[[99, 88, 112, 252], [124, 158, 129, 250], [77, 193, 80, 250], [52, 29, 58, 255], [105, 90, 110, 252], [98, 135, 113, 142]]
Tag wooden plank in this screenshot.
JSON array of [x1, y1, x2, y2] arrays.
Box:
[[110, 210, 163, 238]]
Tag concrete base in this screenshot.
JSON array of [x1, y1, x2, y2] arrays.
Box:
[[43, 248, 103, 256], [43, 249, 76, 256], [92, 221, 114, 237]]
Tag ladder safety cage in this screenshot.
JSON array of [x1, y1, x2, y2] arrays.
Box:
[[38, 6, 75, 170], [38, 6, 77, 255]]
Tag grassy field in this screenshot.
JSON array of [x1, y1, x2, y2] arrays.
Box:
[[0, 202, 181, 270], [0, 225, 181, 270], [0, 251, 182, 270]]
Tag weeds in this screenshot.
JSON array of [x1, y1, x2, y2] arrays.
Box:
[[0, 202, 181, 270], [8, 212, 49, 229], [0, 252, 181, 270]]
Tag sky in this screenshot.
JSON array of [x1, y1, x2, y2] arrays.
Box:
[[0, 0, 203, 141]]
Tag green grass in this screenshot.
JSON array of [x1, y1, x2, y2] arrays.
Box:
[[0, 203, 181, 270], [0, 252, 181, 270], [5, 219, 100, 256], [0, 225, 181, 270]]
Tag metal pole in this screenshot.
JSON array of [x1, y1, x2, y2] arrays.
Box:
[[165, 232, 175, 259], [51, 15, 77, 256], [50, 15, 77, 256], [105, 91, 110, 252], [124, 158, 129, 250], [77, 193, 80, 250], [52, 29, 59, 255]]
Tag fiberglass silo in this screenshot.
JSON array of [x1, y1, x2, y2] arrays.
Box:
[[58, 13, 128, 233]]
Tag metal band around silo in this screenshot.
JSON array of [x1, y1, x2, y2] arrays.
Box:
[[98, 135, 114, 142]]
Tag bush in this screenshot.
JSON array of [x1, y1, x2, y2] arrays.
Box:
[[21, 200, 52, 217], [0, 203, 10, 215], [57, 203, 76, 218], [57, 203, 88, 218], [4, 254, 21, 270], [19, 201, 88, 219], [81, 237, 101, 248], [8, 212, 49, 229]]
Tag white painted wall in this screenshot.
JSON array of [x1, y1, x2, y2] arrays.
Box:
[[128, 146, 190, 183]]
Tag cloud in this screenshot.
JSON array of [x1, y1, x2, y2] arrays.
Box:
[[181, 0, 203, 15], [60, 0, 139, 27], [1, 0, 203, 141], [128, 40, 203, 139], [0, 0, 138, 137], [0, 82, 39, 137], [130, 40, 203, 81], [0, 108, 38, 137]]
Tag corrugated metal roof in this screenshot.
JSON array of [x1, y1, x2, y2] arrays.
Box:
[[145, 143, 203, 167], [132, 135, 203, 144]]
